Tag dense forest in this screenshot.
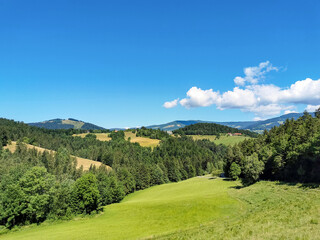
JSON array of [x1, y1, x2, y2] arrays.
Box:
[[1, 110, 319, 229], [173, 123, 259, 137], [224, 110, 320, 184], [135, 127, 170, 140], [0, 119, 228, 228]]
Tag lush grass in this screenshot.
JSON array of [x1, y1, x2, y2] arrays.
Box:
[[2, 178, 319, 240], [158, 181, 320, 240], [0, 178, 240, 240], [190, 135, 251, 146]]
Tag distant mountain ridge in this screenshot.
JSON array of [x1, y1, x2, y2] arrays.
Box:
[[29, 118, 105, 130], [147, 112, 315, 133]]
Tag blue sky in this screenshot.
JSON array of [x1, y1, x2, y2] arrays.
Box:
[[0, 0, 319, 128]]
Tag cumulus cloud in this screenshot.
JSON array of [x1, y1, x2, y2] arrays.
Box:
[[218, 87, 256, 109], [163, 61, 320, 119], [234, 61, 278, 86], [179, 87, 219, 108], [305, 104, 320, 112], [284, 110, 298, 115], [163, 99, 179, 108]]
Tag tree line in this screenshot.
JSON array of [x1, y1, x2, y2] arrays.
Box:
[[0, 119, 228, 228], [173, 123, 259, 137], [134, 127, 170, 140], [224, 110, 320, 184]]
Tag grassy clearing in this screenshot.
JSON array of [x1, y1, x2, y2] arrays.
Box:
[[3, 142, 110, 171], [61, 119, 84, 129], [73, 133, 112, 141], [158, 181, 320, 240], [190, 135, 250, 146], [0, 178, 240, 240], [2, 178, 319, 240], [73, 132, 160, 148], [125, 131, 160, 148]]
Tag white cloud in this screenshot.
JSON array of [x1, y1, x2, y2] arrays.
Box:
[[179, 87, 219, 108], [284, 110, 298, 114], [280, 78, 320, 104], [163, 61, 320, 119], [218, 87, 256, 109], [163, 99, 179, 108], [305, 104, 320, 112], [253, 117, 264, 121], [234, 61, 278, 86]]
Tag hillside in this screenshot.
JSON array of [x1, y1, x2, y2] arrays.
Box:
[[1, 178, 319, 240], [3, 141, 110, 171], [173, 123, 258, 137], [190, 135, 251, 146], [29, 118, 105, 130], [147, 112, 315, 133], [73, 132, 160, 148]]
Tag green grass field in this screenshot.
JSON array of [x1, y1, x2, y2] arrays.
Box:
[[190, 135, 251, 146], [1, 178, 320, 240]]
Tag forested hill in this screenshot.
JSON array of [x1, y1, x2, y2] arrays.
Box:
[[29, 118, 105, 130], [0, 117, 229, 228], [147, 112, 316, 133], [224, 111, 320, 184], [173, 123, 259, 138]]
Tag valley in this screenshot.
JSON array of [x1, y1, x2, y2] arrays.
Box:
[[1, 177, 319, 240]]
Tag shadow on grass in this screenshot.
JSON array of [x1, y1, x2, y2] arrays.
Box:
[[275, 181, 320, 189], [221, 178, 246, 189], [222, 178, 234, 181]]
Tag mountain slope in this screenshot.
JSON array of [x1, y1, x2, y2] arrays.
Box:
[[147, 113, 315, 133], [4, 141, 110, 171], [29, 118, 105, 130]]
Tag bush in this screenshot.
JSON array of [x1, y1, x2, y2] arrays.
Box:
[[72, 173, 100, 214], [229, 162, 241, 180]]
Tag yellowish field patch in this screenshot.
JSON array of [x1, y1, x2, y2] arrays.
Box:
[[73, 132, 160, 148], [4, 142, 110, 171], [73, 133, 111, 141], [125, 131, 160, 148], [62, 119, 84, 129]]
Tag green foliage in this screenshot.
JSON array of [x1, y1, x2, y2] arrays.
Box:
[[315, 107, 320, 119], [136, 127, 169, 140], [109, 131, 125, 141], [224, 114, 320, 184], [72, 173, 100, 214], [241, 153, 264, 185], [173, 123, 258, 137], [0, 167, 55, 228], [211, 167, 223, 177], [229, 162, 241, 180]]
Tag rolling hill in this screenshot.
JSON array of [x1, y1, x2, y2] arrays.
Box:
[[147, 112, 315, 133], [3, 141, 110, 171], [2, 177, 319, 240], [29, 118, 105, 130]]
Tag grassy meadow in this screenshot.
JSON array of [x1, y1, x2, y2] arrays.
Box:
[[1, 177, 319, 240], [73, 132, 160, 148], [160, 181, 320, 240], [124, 131, 160, 147], [189, 135, 251, 146], [73, 133, 112, 141], [0, 177, 240, 240]]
